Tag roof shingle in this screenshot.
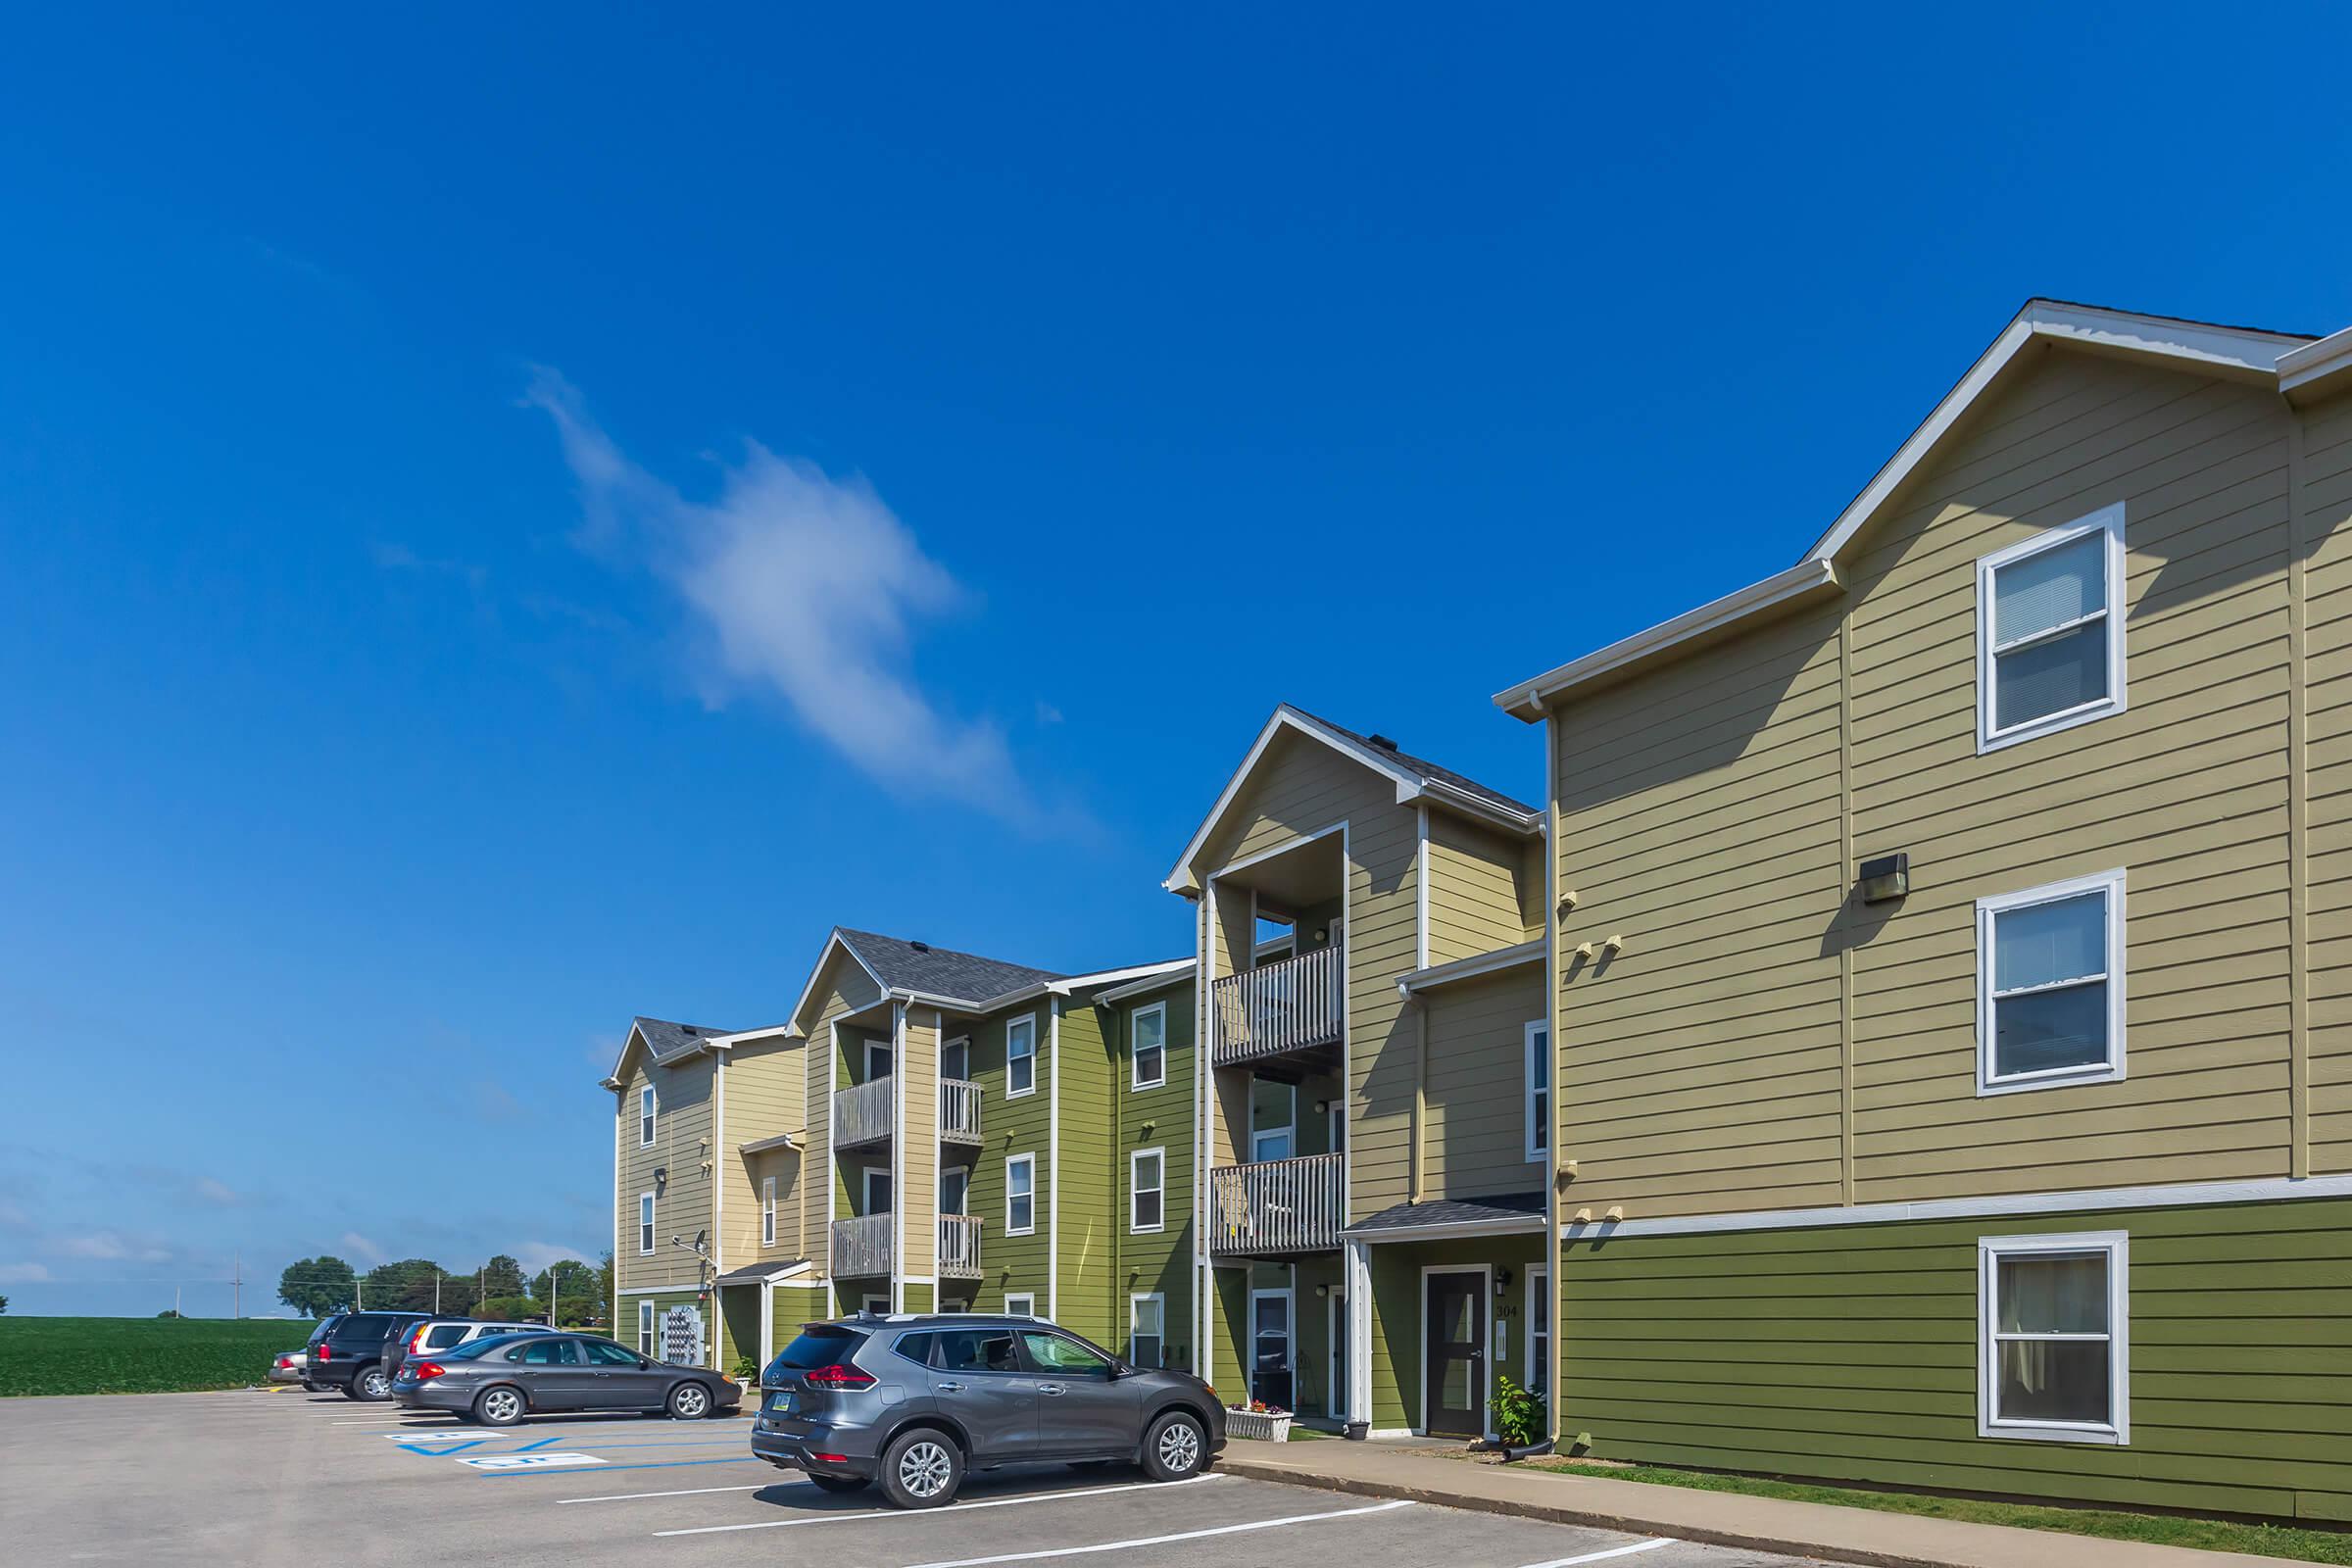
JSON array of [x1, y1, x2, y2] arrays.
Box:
[[835, 929, 1065, 1004]]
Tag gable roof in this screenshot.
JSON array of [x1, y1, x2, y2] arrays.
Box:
[[1494, 299, 2328, 719], [835, 928, 1065, 1004], [1165, 704, 1540, 895], [605, 1014, 738, 1086]]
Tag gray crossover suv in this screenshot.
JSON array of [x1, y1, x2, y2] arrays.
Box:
[[752, 1312, 1224, 1509]]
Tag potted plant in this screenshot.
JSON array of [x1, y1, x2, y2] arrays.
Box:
[[1224, 1397, 1293, 1442]]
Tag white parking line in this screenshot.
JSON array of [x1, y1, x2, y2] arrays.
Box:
[[652, 1474, 1225, 1538], [560, 1482, 792, 1504], [899, 1496, 1416, 1566], [1514, 1542, 1677, 1568]]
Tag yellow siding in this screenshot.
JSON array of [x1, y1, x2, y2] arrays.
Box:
[[615, 1049, 716, 1293], [900, 1006, 939, 1282], [1425, 811, 1538, 964], [796, 949, 886, 1279], [719, 1034, 805, 1263], [1421, 965, 1546, 1200], [2305, 383, 2352, 1172]]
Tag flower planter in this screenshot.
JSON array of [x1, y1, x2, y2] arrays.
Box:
[[1225, 1408, 1292, 1442]]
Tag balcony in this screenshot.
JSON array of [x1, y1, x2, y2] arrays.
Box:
[[940, 1078, 983, 1146], [938, 1214, 983, 1279], [833, 1075, 894, 1150], [1208, 1152, 1345, 1254], [1211, 943, 1344, 1068], [830, 1211, 894, 1277]]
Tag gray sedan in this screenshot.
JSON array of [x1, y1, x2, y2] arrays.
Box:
[[391, 1332, 741, 1426]]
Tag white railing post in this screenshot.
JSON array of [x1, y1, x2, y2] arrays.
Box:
[[1205, 1152, 1344, 1254], [1210, 944, 1345, 1067], [939, 1079, 982, 1144]]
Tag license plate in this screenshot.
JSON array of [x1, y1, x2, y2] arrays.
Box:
[[765, 1391, 794, 1414]]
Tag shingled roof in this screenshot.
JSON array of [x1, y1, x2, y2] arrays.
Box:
[[834, 929, 1065, 1004], [1289, 706, 1537, 818], [632, 1014, 737, 1061]]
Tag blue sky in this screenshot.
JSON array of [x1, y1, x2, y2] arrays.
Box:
[[4, 5, 2347, 1315]]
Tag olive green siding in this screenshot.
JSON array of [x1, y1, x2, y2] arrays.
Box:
[[2303, 382, 2352, 1169], [1561, 1197, 2352, 1520], [1359, 1232, 1548, 1434], [1108, 982, 1196, 1369], [964, 1002, 1055, 1314]]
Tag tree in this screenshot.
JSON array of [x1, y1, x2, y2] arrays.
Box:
[[156, 1308, 182, 1319], [278, 1255, 356, 1317], [0, 1294, 10, 1313], [594, 1251, 613, 1325], [363, 1258, 448, 1313], [530, 1259, 599, 1325], [477, 1294, 543, 1324], [478, 1254, 526, 1299]]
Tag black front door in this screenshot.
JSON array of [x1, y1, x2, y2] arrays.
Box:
[[1425, 1272, 1486, 1437]]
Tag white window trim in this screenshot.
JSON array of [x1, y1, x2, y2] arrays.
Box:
[[1250, 1079, 1296, 1163], [1523, 1020, 1550, 1163], [940, 1165, 969, 1215], [637, 1299, 656, 1356], [1525, 1266, 1549, 1391], [760, 1176, 777, 1249], [1130, 1002, 1168, 1091], [1130, 1291, 1166, 1367], [1977, 868, 2128, 1096], [862, 1166, 892, 1215], [1978, 1230, 2130, 1446], [1005, 1152, 1037, 1236], [862, 1294, 890, 1314], [1977, 502, 2129, 754], [863, 1037, 893, 1082], [639, 1085, 657, 1148], [1130, 1146, 1166, 1234], [638, 1191, 656, 1255], [1006, 1013, 1039, 1099], [1249, 1287, 1294, 1406], [942, 1035, 971, 1083], [1004, 1291, 1037, 1318]]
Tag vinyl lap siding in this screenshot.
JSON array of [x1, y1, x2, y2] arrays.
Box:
[[901, 1007, 939, 1286], [965, 1004, 1053, 1314], [722, 1036, 805, 1261], [1053, 1001, 1114, 1344], [617, 1053, 715, 1293], [2304, 386, 2352, 1173], [1424, 813, 1535, 965], [1421, 966, 1545, 1200], [1114, 980, 1196, 1368], [798, 953, 885, 1283]]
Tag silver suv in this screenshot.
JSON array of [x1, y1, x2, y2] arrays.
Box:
[[752, 1312, 1224, 1508]]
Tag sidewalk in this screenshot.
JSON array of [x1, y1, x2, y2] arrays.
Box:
[[1215, 1440, 2303, 1568]]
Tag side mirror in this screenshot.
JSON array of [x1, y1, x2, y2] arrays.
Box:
[[638, 1358, 652, 1370]]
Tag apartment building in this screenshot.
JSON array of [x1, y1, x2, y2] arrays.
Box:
[[1493, 301, 2352, 1517]]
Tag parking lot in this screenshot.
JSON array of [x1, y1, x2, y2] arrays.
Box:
[[0, 1390, 1830, 1567]]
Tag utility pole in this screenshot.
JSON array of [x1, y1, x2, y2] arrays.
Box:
[[232, 1253, 241, 1319], [433, 1272, 441, 1313]]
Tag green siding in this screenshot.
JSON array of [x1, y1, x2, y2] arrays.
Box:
[[1109, 984, 1196, 1370], [1561, 1197, 2352, 1521], [1055, 1000, 1117, 1346], [966, 1003, 1054, 1314], [1362, 1233, 1548, 1432]]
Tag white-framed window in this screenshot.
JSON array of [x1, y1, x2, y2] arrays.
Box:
[[940, 1166, 968, 1215], [1526, 1268, 1550, 1392], [1978, 869, 2126, 1095], [864, 1037, 893, 1081], [862, 1294, 890, 1314], [1979, 1231, 2129, 1445], [1131, 1002, 1167, 1090], [1978, 503, 2128, 753], [1524, 1020, 1550, 1162], [942, 1036, 970, 1082], [1005, 1153, 1036, 1235], [1130, 1147, 1164, 1233], [863, 1167, 893, 1214], [1004, 1291, 1036, 1318], [638, 1192, 656, 1254], [639, 1085, 657, 1147], [760, 1176, 776, 1248], [1006, 1014, 1038, 1098], [1130, 1293, 1166, 1368], [637, 1299, 656, 1356], [1249, 1078, 1295, 1162]]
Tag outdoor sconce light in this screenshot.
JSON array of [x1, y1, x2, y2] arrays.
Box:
[[653, 1166, 668, 1194], [1315, 1283, 1329, 1299], [1858, 853, 1909, 904], [1556, 890, 1579, 916], [1600, 934, 1625, 956], [1494, 1267, 1513, 1295], [1573, 942, 1595, 961]]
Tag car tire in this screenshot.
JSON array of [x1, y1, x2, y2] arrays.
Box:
[[878, 1427, 963, 1509], [1140, 1410, 1207, 1482], [473, 1386, 527, 1426], [666, 1381, 713, 1420], [806, 1474, 870, 1494], [351, 1363, 393, 1401]]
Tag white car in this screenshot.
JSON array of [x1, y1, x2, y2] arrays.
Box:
[[386, 1318, 551, 1380], [268, 1348, 307, 1384]]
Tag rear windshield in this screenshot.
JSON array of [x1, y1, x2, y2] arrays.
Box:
[[307, 1315, 344, 1344], [339, 1314, 395, 1340], [768, 1325, 867, 1376]]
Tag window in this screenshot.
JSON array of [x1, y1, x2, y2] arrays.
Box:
[[1979, 1232, 2129, 1444], [940, 1166, 968, 1215], [1524, 1021, 1550, 1162], [1006, 1014, 1038, 1097], [1978, 504, 2128, 752], [1131, 1294, 1165, 1369], [1526, 1269, 1550, 1392], [864, 1037, 893, 1081], [942, 1037, 969, 1082], [1130, 1148, 1164, 1233], [639, 1085, 657, 1147], [1003, 1292, 1036, 1318], [638, 1300, 656, 1355], [1022, 1330, 1111, 1375], [863, 1167, 893, 1214], [861, 1294, 890, 1314], [1250, 1078, 1295, 1162], [509, 1337, 579, 1365], [760, 1176, 776, 1248], [1005, 1153, 1036, 1235], [423, 1323, 468, 1350], [638, 1192, 656, 1254], [584, 1339, 639, 1367], [935, 1327, 1021, 1369], [1978, 870, 2126, 1094], [1131, 1003, 1167, 1090]]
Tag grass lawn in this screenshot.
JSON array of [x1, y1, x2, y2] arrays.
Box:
[[1497, 1455, 2352, 1566], [0, 1316, 318, 1396]]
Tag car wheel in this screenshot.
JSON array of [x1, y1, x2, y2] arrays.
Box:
[[473, 1386, 527, 1427], [878, 1428, 963, 1509], [807, 1474, 869, 1494], [1141, 1411, 1206, 1482], [352, 1365, 393, 1401], [666, 1381, 712, 1420]]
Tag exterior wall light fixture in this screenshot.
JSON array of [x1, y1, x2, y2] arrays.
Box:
[[1858, 853, 1910, 904]]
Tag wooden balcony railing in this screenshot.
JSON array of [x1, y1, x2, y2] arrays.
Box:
[[937, 1214, 983, 1279], [830, 1211, 894, 1277], [1210, 943, 1344, 1066], [939, 1079, 983, 1146], [832, 1075, 895, 1149], [1208, 1152, 1345, 1253]]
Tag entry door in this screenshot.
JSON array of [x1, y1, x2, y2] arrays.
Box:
[[1327, 1293, 1348, 1421], [1424, 1272, 1486, 1436], [1250, 1289, 1294, 1410]]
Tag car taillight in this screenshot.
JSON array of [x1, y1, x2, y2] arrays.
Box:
[[811, 1452, 850, 1463], [314, 1345, 331, 1361], [803, 1363, 876, 1390], [412, 1361, 446, 1380]]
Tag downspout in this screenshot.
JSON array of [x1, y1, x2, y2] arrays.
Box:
[[1544, 710, 1564, 1448], [1398, 979, 1426, 1203]]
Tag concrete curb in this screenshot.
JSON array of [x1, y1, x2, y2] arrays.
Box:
[[1216, 1455, 1977, 1568]]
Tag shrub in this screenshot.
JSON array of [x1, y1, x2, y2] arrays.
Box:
[[1494, 1372, 1545, 1448]]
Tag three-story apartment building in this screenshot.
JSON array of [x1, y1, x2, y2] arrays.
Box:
[[1494, 300, 2352, 1518]]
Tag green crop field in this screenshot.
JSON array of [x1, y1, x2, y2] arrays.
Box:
[[0, 1317, 318, 1396]]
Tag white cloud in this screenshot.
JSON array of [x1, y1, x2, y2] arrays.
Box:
[[0, 1261, 53, 1284], [514, 1241, 589, 1276], [195, 1178, 241, 1205], [56, 1231, 169, 1262], [526, 370, 1045, 823], [339, 1231, 386, 1266]]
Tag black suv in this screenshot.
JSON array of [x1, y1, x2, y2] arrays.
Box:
[[307, 1311, 431, 1400], [752, 1312, 1223, 1509]]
